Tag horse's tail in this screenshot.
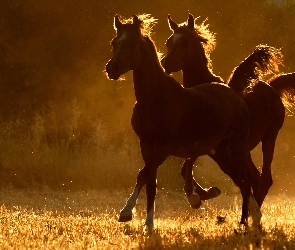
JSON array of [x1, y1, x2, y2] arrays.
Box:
[[269, 73, 295, 110], [227, 45, 283, 95]]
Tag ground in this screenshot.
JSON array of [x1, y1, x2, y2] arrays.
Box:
[[0, 187, 294, 249]]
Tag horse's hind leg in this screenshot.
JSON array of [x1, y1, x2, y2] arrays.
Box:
[[212, 144, 261, 226], [181, 158, 221, 200], [245, 151, 260, 204], [229, 152, 254, 226], [183, 158, 202, 209], [234, 151, 261, 227], [259, 132, 278, 207]]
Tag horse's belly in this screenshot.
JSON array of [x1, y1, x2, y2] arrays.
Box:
[[171, 142, 216, 158]]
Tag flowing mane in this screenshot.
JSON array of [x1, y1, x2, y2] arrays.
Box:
[[227, 45, 283, 95], [184, 18, 216, 71], [192, 18, 217, 56], [115, 14, 163, 61], [114, 14, 157, 37]]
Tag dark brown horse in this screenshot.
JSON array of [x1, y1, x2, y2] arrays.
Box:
[[161, 14, 295, 208], [105, 14, 261, 229]]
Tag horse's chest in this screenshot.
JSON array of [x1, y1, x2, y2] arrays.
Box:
[[131, 104, 177, 141]]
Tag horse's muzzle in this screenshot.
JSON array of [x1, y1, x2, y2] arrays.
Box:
[[106, 60, 121, 80], [160, 56, 172, 75], [164, 69, 172, 75]]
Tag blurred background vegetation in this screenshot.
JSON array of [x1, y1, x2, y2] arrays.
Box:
[[0, 0, 295, 196]]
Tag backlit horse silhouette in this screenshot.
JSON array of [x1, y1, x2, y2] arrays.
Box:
[[105, 14, 261, 229], [161, 14, 295, 208]]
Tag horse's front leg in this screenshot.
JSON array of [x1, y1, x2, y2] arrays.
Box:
[[183, 158, 202, 209], [121, 139, 168, 230], [141, 146, 168, 230], [118, 166, 149, 222], [181, 158, 221, 201], [145, 165, 158, 229]]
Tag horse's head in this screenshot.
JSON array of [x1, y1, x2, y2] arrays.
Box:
[[106, 15, 149, 80], [161, 14, 215, 75]]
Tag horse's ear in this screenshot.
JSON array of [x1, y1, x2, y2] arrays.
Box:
[[168, 14, 178, 31], [187, 13, 195, 30], [133, 14, 142, 27], [114, 15, 123, 31]]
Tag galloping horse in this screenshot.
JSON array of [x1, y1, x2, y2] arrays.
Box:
[[106, 14, 261, 229], [161, 14, 295, 208]]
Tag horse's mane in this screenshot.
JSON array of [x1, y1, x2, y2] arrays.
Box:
[[195, 21, 217, 76], [142, 36, 161, 61], [116, 14, 157, 37], [179, 18, 217, 72], [117, 14, 164, 61], [227, 45, 283, 95], [192, 19, 216, 55]]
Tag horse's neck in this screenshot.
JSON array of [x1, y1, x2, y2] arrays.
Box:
[[227, 73, 247, 95], [183, 67, 219, 88], [183, 48, 222, 88], [133, 43, 168, 105]]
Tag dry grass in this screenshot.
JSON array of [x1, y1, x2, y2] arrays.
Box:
[[0, 99, 294, 194], [0, 188, 295, 249]]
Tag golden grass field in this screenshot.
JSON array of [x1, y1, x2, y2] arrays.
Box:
[[0, 187, 295, 249], [0, 103, 294, 249]]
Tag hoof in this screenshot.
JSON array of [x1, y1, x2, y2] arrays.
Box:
[[143, 224, 154, 236], [207, 187, 221, 199], [195, 186, 221, 201], [249, 194, 262, 228], [234, 226, 248, 235], [188, 193, 202, 209], [118, 210, 133, 222]]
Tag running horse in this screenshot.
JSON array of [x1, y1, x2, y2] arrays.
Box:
[[161, 14, 295, 208], [105, 14, 261, 229]]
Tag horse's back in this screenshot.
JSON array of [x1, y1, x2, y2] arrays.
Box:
[[269, 72, 295, 89], [181, 82, 250, 147], [186, 82, 249, 121]]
